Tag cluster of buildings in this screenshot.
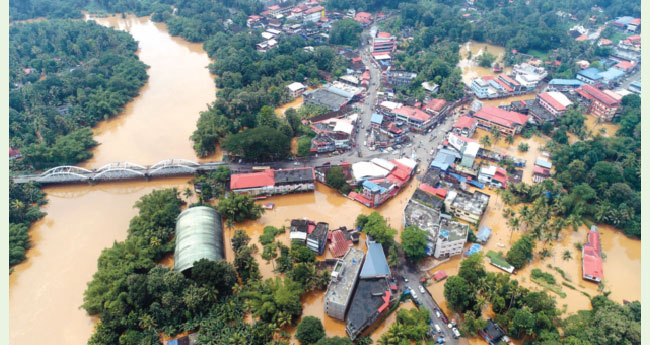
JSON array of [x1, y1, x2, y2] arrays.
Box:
[[303, 81, 363, 113], [229, 167, 315, 198], [375, 98, 450, 133], [324, 239, 396, 341], [310, 113, 359, 153], [470, 63, 547, 100]]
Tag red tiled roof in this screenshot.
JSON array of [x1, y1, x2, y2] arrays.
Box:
[[579, 84, 619, 106], [628, 35, 640, 42], [356, 12, 372, 19], [424, 98, 447, 112], [630, 18, 641, 25], [583, 255, 603, 280], [387, 123, 403, 134], [305, 6, 324, 14], [599, 38, 612, 45], [494, 78, 514, 92], [533, 166, 550, 175], [349, 191, 372, 206], [352, 57, 363, 63], [230, 170, 274, 190], [268, 5, 280, 10], [498, 74, 519, 86], [474, 104, 529, 129], [361, 71, 370, 80], [329, 230, 353, 258], [575, 34, 588, 41], [614, 60, 634, 70], [433, 270, 447, 281], [419, 183, 447, 198], [539, 92, 567, 112], [377, 31, 391, 39], [453, 115, 478, 129], [392, 106, 430, 122]]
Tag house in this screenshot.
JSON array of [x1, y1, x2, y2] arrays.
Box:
[[430, 148, 461, 172], [575, 84, 621, 121], [9, 147, 22, 160], [304, 6, 324, 23], [613, 60, 636, 74], [311, 132, 336, 153], [230, 167, 315, 198], [512, 63, 547, 89], [329, 230, 353, 258], [576, 67, 603, 85], [452, 115, 478, 137], [247, 15, 263, 28], [481, 319, 508, 345], [307, 222, 329, 254], [478, 165, 508, 189], [476, 226, 492, 244], [598, 68, 625, 88], [303, 85, 354, 112], [434, 216, 469, 258], [532, 166, 551, 183], [628, 81, 641, 94], [287, 82, 306, 98], [473, 103, 530, 136], [611, 16, 635, 30], [423, 98, 448, 124], [582, 225, 603, 283], [626, 18, 640, 33], [422, 81, 439, 94], [354, 11, 372, 25], [535, 157, 552, 170], [324, 247, 365, 320], [460, 141, 480, 168], [370, 113, 384, 128], [386, 68, 417, 87], [471, 78, 497, 99], [443, 189, 490, 223], [547, 79, 583, 92], [390, 105, 433, 132], [538, 92, 572, 117], [290, 219, 313, 244], [348, 158, 416, 207]]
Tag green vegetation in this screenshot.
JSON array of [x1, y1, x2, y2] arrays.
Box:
[[529, 276, 567, 298], [486, 250, 513, 271], [506, 234, 535, 269], [242, 276, 304, 326], [378, 306, 430, 344], [296, 316, 325, 345], [329, 18, 363, 46], [476, 51, 497, 68], [9, 20, 148, 169], [189, 166, 231, 203], [297, 136, 313, 157], [217, 192, 264, 223], [531, 269, 556, 285], [259, 226, 281, 245], [9, 180, 47, 268], [314, 337, 353, 345], [518, 143, 529, 152], [325, 166, 351, 194], [223, 126, 291, 162], [400, 225, 429, 262], [358, 212, 397, 246]]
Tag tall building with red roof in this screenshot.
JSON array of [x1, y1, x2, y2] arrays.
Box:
[[582, 226, 603, 283], [473, 103, 530, 135], [575, 84, 620, 121], [452, 115, 478, 137]]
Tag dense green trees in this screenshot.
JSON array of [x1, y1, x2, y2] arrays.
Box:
[[9, 20, 148, 168], [217, 192, 264, 222], [359, 212, 397, 246], [506, 234, 535, 269], [325, 166, 351, 194], [400, 225, 429, 262], [243, 276, 304, 326], [378, 306, 430, 344], [296, 316, 326, 345], [223, 126, 291, 161], [9, 180, 47, 268], [329, 18, 363, 47]]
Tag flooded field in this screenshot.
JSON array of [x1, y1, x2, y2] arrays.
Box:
[[458, 41, 512, 86]]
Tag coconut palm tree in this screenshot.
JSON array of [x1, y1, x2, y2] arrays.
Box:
[[480, 134, 492, 147], [183, 187, 193, 201], [507, 216, 520, 242], [505, 134, 514, 145], [518, 205, 533, 231], [562, 250, 572, 261]]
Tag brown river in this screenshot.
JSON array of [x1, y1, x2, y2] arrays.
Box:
[[8, 21, 640, 345]]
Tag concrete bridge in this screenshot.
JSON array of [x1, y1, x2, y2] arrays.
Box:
[[11, 159, 228, 185]]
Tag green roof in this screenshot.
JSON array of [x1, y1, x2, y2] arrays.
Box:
[[174, 206, 224, 273]]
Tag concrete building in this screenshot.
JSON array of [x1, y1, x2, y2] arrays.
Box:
[[307, 222, 329, 254], [473, 103, 530, 135], [287, 82, 306, 98], [324, 247, 365, 320], [575, 84, 621, 121], [386, 68, 417, 87], [471, 78, 495, 99], [230, 167, 315, 198], [173, 207, 224, 273], [512, 63, 547, 89], [444, 189, 490, 223], [346, 278, 392, 340], [434, 216, 469, 258], [576, 67, 603, 85], [303, 83, 358, 112], [452, 115, 478, 137], [547, 79, 583, 92], [372, 31, 395, 54], [538, 92, 572, 117]]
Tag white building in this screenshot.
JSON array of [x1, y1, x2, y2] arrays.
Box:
[[287, 82, 306, 98]]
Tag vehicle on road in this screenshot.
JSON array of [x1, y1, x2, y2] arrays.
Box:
[[435, 310, 441, 318], [452, 327, 460, 339], [434, 324, 441, 333], [322, 161, 331, 165], [419, 285, 425, 294], [404, 277, 409, 283], [411, 290, 418, 300], [447, 323, 452, 328]]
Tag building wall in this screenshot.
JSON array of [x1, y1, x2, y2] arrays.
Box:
[[588, 99, 618, 121], [433, 238, 466, 258]]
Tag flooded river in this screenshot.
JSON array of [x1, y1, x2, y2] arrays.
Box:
[[9, 19, 639, 345], [9, 14, 216, 345]]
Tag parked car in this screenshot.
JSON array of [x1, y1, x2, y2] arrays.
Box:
[[419, 285, 425, 294], [435, 310, 441, 318], [452, 327, 460, 339]]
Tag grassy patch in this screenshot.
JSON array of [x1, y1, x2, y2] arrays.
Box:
[[553, 266, 572, 282], [486, 251, 514, 271], [531, 269, 556, 285], [530, 276, 567, 298], [562, 282, 576, 290], [581, 291, 592, 298], [527, 49, 549, 60]]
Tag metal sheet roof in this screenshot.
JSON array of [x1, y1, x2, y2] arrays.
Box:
[[174, 206, 224, 273], [360, 241, 390, 278]]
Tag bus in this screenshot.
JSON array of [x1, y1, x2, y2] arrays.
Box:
[[252, 166, 271, 171]]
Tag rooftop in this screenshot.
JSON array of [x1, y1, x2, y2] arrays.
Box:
[[324, 247, 365, 309], [476, 226, 492, 243], [329, 230, 353, 258], [445, 189, 490, 216], [411, 188, 444, 210], [230, 170, 275, 190], [438, 216, 469, 242], [392, 105, 430, 122], [549, 78, 583, 86], [346, 278, 391, 340], [274, 167, 314, 184], [287, 82, 305, 91], [424, 98, 447, 112], [360, 241, 390, 278], [474, 104, 529, 129], [174, 207, 224, 273], [577, 67, 603, 81], [404, 199, 442, 238]]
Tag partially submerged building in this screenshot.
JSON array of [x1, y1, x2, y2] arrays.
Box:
[[290, 218, 314, 244], [230, 167, 315, 198], [173, 206, 224, 274], [582, 225, 603, 283], [324, 247, 365, 320], [307, 222, 329, 255], [443, 189, 490, 224]]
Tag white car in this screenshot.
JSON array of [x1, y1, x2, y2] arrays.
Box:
[[435, 310, 441, 318], [419, 285, 425, 294], [411, 290, 418, 300]]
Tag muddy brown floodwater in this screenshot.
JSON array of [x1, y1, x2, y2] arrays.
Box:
[[9, 14, 217, 345], [458, 41, 512, 86]]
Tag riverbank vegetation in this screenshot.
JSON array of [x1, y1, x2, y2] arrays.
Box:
[[9, 181, 47, 269], [9, 20, 148, 169], [445, 254, 641, 344]]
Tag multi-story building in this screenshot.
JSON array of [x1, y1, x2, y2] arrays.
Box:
[[303, 6, 324, 23], [472, 103, 530, 136], [372, 31, 395, 54], [471, 78, 496, 99], [386, 68, 417, 87], [547, 79, 583, 92], [287, 82, 306, 98], [390, 105, 433, 132], [576, 67, 603, 85], [575, 84, 621, 121], [452, 115, 478, 137], [307, 222, 329, 254], [537, 92, 572, 117], [324, 247, 365, 320], [230, 167, 315, 198], [443, 189, 490, 223], [434, 216, 469, 258]]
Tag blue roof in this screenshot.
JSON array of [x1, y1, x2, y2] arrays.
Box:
[[362, 180, 387, 194], [476, 226, 492, 242], [167, 340, 178, 345], [549, 79, 583, 86], [447, 172, 485, 189], [577, 67, 603, 81], [598, 68, 624, 81], [371, 113, 384, 124], [614, 16, 635, 25], [535, 158, 552, 169], [360, 241, 390, 278], [430, 148, 460, 171], [465, 243, 482, 256]]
